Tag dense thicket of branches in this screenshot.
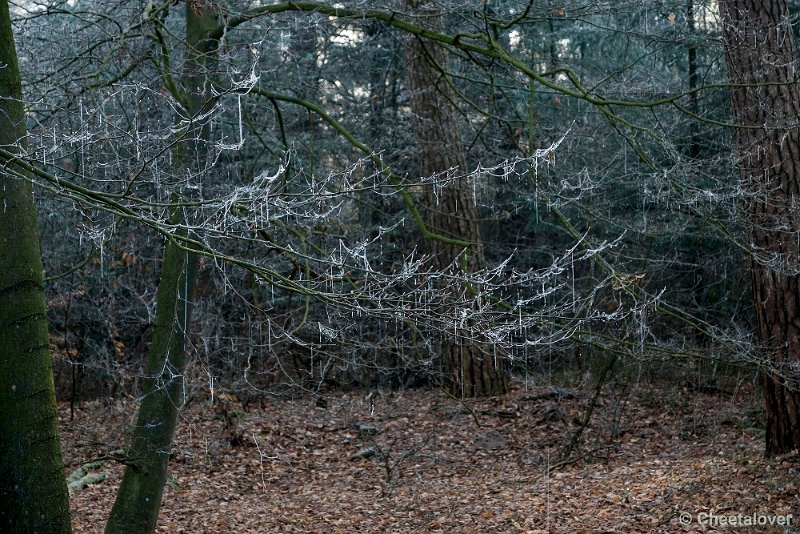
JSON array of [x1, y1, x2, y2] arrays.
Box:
[[10, 0, 751, 403], [4, 0, 798, 464]]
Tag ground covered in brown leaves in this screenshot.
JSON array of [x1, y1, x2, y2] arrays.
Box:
[[61, 381, 799, 533]]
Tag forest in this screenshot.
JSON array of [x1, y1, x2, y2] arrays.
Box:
[[1, 0, 800, 532]]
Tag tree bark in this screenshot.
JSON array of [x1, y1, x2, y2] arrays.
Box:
[[406, 2, 508, 397], [105, 3, 218, 532], [720, 0, 800, 455], [104, 219, 198, 534], [0, 0, 73, 531]]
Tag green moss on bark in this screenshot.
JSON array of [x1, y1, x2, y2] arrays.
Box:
[[0, 0, 73, 531]]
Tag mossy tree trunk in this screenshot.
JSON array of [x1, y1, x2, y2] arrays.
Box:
[[105, 3, 219, 533], [406, 1, 508, 397], [0, 0, 73, 531], [104, 220, 199, 534], [720, 0, 800, 455]]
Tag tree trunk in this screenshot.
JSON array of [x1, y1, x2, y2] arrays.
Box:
[[105, 3, 218, 532], [686, 0, 700, 160], [406, 2, 508, 397], [104, 220, 198, 534], [0, 0, 73, 531], [720, 0, 800, 455]]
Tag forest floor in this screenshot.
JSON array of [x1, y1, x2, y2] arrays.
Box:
[[61, 379, 799, 533]]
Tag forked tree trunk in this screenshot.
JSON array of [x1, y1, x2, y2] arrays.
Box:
[[720, 0, 800, 455], [105, 3, 218, 532], [0, 0, 73, 530], [406, 2, 508, 397]]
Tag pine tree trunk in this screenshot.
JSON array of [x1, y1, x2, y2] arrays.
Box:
[[105, 3, 218, 532], [406, 2, 508, 397], [0, 0, 73, 530], [720, 0, 800, 455]]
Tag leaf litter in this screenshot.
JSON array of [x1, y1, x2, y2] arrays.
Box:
[[60, 382, 799, 533]]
